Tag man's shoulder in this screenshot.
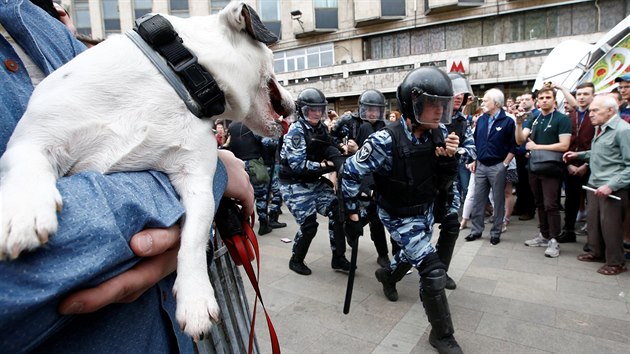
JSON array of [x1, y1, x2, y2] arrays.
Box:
[[554, 111, 571, 121]]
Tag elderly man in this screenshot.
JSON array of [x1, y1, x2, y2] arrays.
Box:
[[465, 88, 516, 245], [564, 95, 630, 275]]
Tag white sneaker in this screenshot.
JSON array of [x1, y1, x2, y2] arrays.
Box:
[[524, 233, 549, 247], [544, 239, 560, 258]]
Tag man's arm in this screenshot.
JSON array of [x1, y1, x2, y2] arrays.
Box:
[[59, 150, 253, 314], [526, 135, 571, 152], [514, 114, 531, 145], [552, 83, 578, 109]]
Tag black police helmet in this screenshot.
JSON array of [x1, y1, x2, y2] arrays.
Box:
[[358, 89, 386, 121], [358, 89, 386, 107], [397, 67, 454, 125], [296, 88, 328, 120]]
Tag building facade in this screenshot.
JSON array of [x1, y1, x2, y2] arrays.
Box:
[[62, 0, 629, 112]]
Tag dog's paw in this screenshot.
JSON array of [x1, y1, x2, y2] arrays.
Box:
[[173, 276, 220, 340], [0, 180, 62, 260]]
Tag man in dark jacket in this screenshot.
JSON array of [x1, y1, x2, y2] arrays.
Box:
[[465, 88, 516, 245]]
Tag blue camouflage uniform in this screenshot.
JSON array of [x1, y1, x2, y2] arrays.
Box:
[[279, 118, 346, 263], [342, 118, 451, 270]]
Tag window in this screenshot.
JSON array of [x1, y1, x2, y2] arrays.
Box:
[[73, 0, 91, 36], [365, 2, 615, 59], [259, 0, 281, 39], [314, 0, 338, 29], [381, 0, 405, 17], [102, 0, 120, 36], [273, 43, 334, 73], [209, 0, 229, 14], [170, 0, 189, 18], [134, 0, 152, 19]]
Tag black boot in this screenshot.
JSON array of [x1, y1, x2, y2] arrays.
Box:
[[420, 269, 463, 354], [289, 255, 311, 275], [331, 255, 351, 272], [289, 216, 317, 275], [268, 211, 287, 229], [436, 214, 460, 290], [258, 219, 272, 235], [375, 262, 412, 302]]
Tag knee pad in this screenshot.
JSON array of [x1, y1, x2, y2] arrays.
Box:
[[418, 252, 446, 276], [420, 268, 447, 294], [301, 214, 319, 239]]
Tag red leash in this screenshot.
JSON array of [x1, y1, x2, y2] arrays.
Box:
[[215, 198, 281, 354]]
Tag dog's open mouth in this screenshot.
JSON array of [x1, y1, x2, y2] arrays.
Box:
[[268, 78, 292, 118]]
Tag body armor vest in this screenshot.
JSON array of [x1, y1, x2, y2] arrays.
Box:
[[373, 122, 437, 217]]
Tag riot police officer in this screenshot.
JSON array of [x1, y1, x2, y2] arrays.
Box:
[[433, 73, 477, 290], [279, 88, 351, 275], [342, 67, 463, 354], [353, 89, 399, 267]]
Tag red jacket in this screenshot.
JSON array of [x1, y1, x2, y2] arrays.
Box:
[[568, 109, 595, 166]]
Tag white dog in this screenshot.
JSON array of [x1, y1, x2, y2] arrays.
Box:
[[0, 1, 293, 339]]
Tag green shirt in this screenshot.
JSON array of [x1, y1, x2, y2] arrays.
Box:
[[524, 110, 572, 145], [577, 115, 630, 191]]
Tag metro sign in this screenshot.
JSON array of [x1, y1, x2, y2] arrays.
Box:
[[447, 58, 468, 74]]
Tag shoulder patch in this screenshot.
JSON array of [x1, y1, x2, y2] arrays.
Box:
[[291, 135, 301, 148], [356, 142, 373, 162]]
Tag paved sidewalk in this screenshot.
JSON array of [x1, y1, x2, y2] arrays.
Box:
[[243, 211, 630, 354]]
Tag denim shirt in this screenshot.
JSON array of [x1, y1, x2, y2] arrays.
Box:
[[0, 1, 226, 352]]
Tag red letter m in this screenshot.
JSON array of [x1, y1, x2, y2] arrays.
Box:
[[450, 61, 465, 73]]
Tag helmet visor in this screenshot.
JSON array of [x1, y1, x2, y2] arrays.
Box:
[[450, 76, 472, 96], [359, 105, 386, 122], [411, 91, 454, 125], [301, 105, 326, 121]]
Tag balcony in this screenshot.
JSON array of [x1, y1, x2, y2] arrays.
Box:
[[291, 7, 337, 39], [354, 0, 406, 27], [424, 0, 484, 15]]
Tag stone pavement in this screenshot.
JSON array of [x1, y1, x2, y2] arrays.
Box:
[[241, 211, 630, 354]]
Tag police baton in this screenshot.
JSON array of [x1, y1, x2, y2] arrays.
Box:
[[343, 236, 359, 314], [331, 155, 359, 315]]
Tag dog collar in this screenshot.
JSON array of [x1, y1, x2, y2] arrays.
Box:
[[126, 14, 225, 118]]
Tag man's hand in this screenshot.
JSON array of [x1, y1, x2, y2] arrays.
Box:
[[525, 138, 538, 151], [563, 151, 579, 163], [575, 164, 588, 177], [345, 215, 363, 247], [595, 185, 613, 198], [436, 132, 459, 157], [218, 150, 255, 218], [59, 226, 181, 315], [567, 165, 578, 175], [345, 139, 358, 154], [467, 161, 476, 173]]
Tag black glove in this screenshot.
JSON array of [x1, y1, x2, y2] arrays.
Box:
[[344, 219, 363, 247]]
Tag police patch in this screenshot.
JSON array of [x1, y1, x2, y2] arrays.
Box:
[[356, 142, 373, 162], [291, 135, 301, 148]]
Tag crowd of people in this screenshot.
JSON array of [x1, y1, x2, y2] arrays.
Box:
[[1, 2, 629, 354]]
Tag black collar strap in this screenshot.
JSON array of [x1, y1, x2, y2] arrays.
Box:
[[129, 14, 225, 118]]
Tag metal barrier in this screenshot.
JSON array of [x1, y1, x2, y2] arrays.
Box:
[[196, 231, 259, 354]]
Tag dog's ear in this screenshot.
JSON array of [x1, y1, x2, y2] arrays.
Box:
[[222, 2, 278, 45]]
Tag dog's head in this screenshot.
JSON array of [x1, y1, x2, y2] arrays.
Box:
[[165, 1, 294, 137]]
